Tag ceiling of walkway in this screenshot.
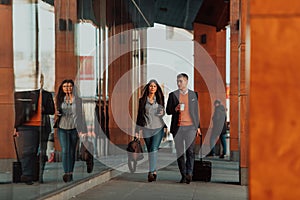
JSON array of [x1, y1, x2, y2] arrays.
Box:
[[104, 0, 229, 31], [43, 0, 229, 31], [124, 0, 229, 31]]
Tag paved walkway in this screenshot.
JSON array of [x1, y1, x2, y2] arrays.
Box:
[[70, 159, 247, 200], [0, 140, 248, 200]]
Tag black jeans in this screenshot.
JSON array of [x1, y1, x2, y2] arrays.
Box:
[[17, 126, 40, 179], [173, 126, 196, 176]]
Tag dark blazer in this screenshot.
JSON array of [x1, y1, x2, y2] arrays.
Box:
[[74, 97, 88, 133], [212, 104, 227, 135], [166, 89, 200, 135], [14, 89, 55, 133], [135, 98, 146, 131]]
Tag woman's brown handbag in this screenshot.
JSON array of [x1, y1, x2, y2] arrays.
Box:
[[79, 137, 94, 173], [126, 137, 144, 173]]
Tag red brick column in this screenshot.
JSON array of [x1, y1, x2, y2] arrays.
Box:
[[54, 0, 78, 150], [248, 0, 300, 198], [194, 23, 226, 149], [0, 3, 15, 158], [229, 0, 240, 162], [239, 0, 249, 186]]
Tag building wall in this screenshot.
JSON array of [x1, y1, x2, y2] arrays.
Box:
[[238, 0, 249, 186], [248, 0, 300, 198], [229, 0, 240, 162], [0, 3, 15, 158]]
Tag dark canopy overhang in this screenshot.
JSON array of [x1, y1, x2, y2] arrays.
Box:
[[40, 0, 229, 31], [194, 0, 229, 31], [73, 0, 229, 31]]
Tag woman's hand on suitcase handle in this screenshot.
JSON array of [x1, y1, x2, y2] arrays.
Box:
[[196, 128, 202, 137], [13, 128, 19, 137]]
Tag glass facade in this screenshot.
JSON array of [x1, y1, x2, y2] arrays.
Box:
[[0, 1, 225, 199], [1, 0, 146, 197]]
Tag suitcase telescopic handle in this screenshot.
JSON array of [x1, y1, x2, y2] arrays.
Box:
[[13, 135, 20, 162], [200, 134, 203, 162]]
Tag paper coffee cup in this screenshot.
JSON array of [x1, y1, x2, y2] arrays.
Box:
[[180, 103, 185, 111]]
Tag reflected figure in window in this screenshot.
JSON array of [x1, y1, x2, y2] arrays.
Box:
[[208, 100, 227, 158], [14, 74, 55, 185], [54, 79, 88, 183]]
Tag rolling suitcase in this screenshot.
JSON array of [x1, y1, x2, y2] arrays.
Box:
[[193, 134, 212, 182], [12, 135, 22, 183]]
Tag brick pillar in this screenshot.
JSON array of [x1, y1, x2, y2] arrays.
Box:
[[108, 24, 133, 146], [107, 24, 146, 149], [194, 23, 226, 152], [248, 1, 300, 199], [194, 24, 216, 140], [229, 0, 240, 162], [238, 0, 249, 186], [55, 0, 78, 83], [54, 0, 78, 150], [0, 3, 15, 158]]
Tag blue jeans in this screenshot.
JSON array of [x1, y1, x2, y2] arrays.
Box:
[[143, 128, 164, 173], [220, 134, 227, 155], [210, 132, 227, 155], [58, 128, 78, 173], [174, 126, 196, 176]]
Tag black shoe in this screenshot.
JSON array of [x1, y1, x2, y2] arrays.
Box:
[[63, 174, 73, 183], [25, 180, 34, 185], [219, 154, 225, 158], [63, 174, 69, 183], [21, 175, 34, 185], [148, 173, 155, 182], [179, 176, 186, 183], [153, 174, 157, 181], [186, 174, 192, 184], [206, 152, 215, 157]]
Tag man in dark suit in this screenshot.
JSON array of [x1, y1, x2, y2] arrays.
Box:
[[166, 73, 201, 184], [14, 74, 55, 184]]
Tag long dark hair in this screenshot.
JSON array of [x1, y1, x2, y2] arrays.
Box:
[[56, 79, 75, 110], [137, 79, 164, 126]]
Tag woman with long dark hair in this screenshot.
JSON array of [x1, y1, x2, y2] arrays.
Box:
[[135, 79, 166, 182], [55, 79, 87, 182]]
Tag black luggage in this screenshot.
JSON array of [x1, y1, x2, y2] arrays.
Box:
[[12, 135, 22, 183], [193, 134, 212, 182]]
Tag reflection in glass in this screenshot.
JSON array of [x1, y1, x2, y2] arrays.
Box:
[[8, 0, 141, 198], [13, 1, 39, 91], [13, 1, 55, 91]]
